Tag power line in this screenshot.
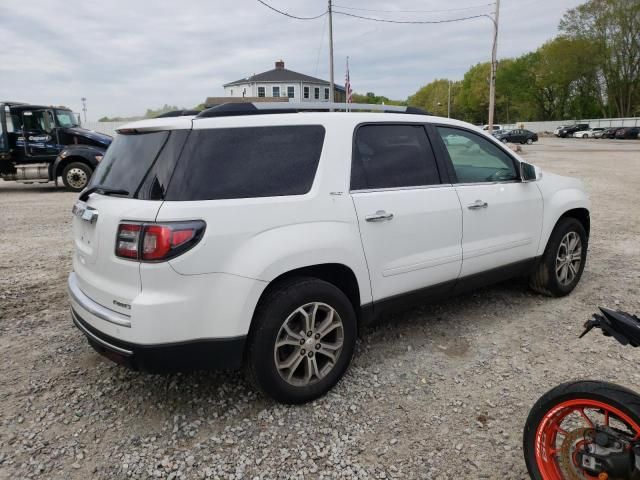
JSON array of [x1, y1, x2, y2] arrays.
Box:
[[314, 13, 328, 76], [332, 10, 490, 24], [332, 3, 494, 14], [256, 0, 327, 20]]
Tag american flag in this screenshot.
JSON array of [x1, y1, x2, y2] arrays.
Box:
[[345, 57, 353, 104]]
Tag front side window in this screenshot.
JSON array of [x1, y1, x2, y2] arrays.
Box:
[[272, 86, 280, 97], [257, 87, 265, 98], [351, 124, 440, 190], [166, 126, 326, 201], [287, 86, 295, 98], [437, 126, 517, 183], [303, 86, 309, 99], [314, 87, 320, 100]]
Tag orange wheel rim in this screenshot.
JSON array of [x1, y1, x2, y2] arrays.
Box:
[[534, 398, 640, 479]]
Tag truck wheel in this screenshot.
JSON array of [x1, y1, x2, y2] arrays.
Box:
[[246, 277, 357, 404], [529, 217, 587, 297], [62, 162, 92, 192]]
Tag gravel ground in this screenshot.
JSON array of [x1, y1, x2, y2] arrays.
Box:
[[1, 137, 639, 480]]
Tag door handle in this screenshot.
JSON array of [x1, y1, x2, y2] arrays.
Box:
[[365, 210, 394, 222], [467, 200, 488, 210]]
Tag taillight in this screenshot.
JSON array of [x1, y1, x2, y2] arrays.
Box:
[[115, 221, 205, 262]]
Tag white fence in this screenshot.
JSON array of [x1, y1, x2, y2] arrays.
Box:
[[502, 117, 640, 133], [83, 117, 640, 137], [82, 121, 128, 137]]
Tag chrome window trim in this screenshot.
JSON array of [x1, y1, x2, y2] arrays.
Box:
[[350, 183, 453, 194]]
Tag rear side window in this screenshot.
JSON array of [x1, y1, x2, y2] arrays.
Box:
[[165, 126, 325, 201], [89, 131, 169, 195], [351, 124, 440, 190]]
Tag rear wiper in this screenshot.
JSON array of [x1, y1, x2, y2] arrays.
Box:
[[79, 185, 129, 202]]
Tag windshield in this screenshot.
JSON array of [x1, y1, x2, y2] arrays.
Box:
[[55, 110, 79, 128]]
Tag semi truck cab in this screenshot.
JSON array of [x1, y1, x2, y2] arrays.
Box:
[[0, 102, 112, 191]]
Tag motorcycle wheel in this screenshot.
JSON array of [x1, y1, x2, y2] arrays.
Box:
[[523, 381, 640, 479]]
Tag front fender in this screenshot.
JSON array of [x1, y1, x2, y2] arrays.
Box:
[[51, 144, 106, 179], [538, 186, 591, 256]]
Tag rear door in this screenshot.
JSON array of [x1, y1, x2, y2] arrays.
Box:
[[350, 123, 462, 302], [434, 126, 543, 277], [72, 128, 187, 315]]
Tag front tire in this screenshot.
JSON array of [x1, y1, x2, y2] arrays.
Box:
[[529, 217, 587, 297], [246, 277, 357, 404], [62, 162, 92, 192], [526, 138, 533, 145], [524, 381, 640, 480]]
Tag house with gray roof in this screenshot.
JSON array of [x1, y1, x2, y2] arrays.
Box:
[[223, 60, 345, 103]]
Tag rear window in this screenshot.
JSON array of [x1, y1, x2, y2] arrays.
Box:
[[89, 131, 170, 195], [165, 125, 325, 201]]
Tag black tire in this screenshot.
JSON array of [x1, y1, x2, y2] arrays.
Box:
[[529, 217, 587, 297], [62, 162, 92, 192], [523, 380, 640, 480], [502, 138, 508, 143], [246, 277, 357, 404], [526, 138, 533, 145], [582, 133, 588, 139]]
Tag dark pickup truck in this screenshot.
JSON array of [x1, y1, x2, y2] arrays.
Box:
[[0, 102, 112, 191]]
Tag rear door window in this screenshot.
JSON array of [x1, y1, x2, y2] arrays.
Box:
[[351, 124, 441, 190], [89, 131, 170, 195], [165, 125, 325, 201]]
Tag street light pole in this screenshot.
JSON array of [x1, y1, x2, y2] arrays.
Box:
[[81, 97, 87, 124], [487, 0, 500, 132], [328, 0, 335, 109]]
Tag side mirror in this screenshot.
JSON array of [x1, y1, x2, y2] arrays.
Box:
[[520, 162, 537, 182]]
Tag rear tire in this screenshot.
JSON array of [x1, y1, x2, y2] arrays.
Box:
[[529, 217, 587, 297], [524, 381, 640, 480], [246, 277, 357, 404], [62, 162, 92, 192]]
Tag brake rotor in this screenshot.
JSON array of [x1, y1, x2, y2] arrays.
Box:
[[558, 428, 598, 480]]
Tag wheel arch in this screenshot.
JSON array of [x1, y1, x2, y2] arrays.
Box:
[[250, 263, 364, 332]]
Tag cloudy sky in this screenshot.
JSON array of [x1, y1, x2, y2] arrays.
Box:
[[0, 0, 583, 121]]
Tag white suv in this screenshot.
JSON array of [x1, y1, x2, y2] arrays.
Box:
[[68, 103, 590, 403]]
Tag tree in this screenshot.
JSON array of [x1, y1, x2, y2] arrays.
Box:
[[407, 79, 458, 117], [560, 0, 640, 117], [351, 91, 405, 105]]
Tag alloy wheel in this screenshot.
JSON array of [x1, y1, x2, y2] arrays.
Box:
[[273, 302, 344, 387], [555, 231, 582, 286]]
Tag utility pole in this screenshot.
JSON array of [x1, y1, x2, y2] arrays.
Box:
[[487, 0, 500, 132], [328, 0, 335, 109], [447, 80, 452, 118], [81, 97, 87, 124]]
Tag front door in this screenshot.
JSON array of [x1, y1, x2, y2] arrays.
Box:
[[0, 105, 8, 157], [350, 123, 463, 303], [21, 109, 59, 158], [434, 126, 543, 277]]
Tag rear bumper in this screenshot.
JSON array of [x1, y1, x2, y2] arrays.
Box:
[[71, 308, 246, 371]]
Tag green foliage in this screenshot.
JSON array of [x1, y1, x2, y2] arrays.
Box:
[[407, 0, 639, 122], [351, 92, 405, 106]]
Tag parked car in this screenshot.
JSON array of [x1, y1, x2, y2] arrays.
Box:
[[614, 127, 640, 139], [495, 128, 538, 144], [482, 124, 503, 132], [602, 127, 623, 139], [68, 102, 590, 403], [592, 128, 610, 138], [558, 124, 589, 138], [573, 127, 605, 138], [554, 125, 571, 137]]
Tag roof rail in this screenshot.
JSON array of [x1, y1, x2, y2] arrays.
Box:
[[196, 102, 430, 118], [154, 109, 201, 118]]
